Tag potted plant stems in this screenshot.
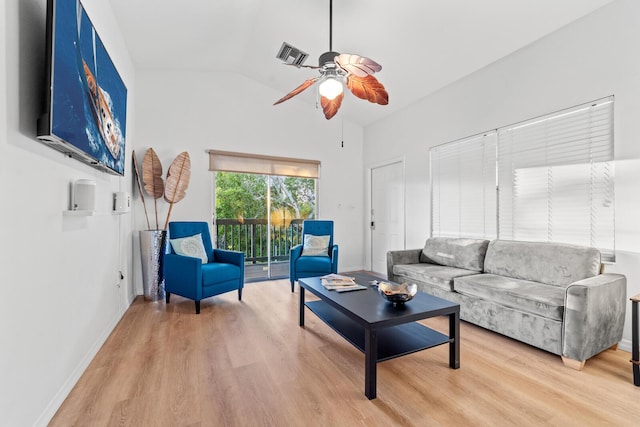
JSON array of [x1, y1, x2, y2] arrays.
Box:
[[133, 148, 191, 300]]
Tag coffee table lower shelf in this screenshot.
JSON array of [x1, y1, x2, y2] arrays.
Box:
[[306, 300, 452, 362]]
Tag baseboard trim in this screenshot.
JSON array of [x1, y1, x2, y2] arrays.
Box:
[[619, 338, 631, 353], [34, 300, 133, 426], [340, 266, 366, 274]]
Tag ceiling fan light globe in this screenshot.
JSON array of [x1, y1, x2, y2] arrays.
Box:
[[318, 76, 343, 100]]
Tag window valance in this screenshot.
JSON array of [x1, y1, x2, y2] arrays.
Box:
[[208, 150, 320, 178]]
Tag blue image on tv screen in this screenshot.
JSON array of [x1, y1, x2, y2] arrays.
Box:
[[51, 0, 127, 175]]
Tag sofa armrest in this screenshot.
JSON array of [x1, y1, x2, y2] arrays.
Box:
[[386, 249, 422, 281], [562, 273, 627, 361]]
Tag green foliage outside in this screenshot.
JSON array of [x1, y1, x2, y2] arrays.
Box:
[[215, 172, 316, 261]]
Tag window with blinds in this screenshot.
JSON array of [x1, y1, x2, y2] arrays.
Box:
[[498, 96, 615, 261], [430, 96, 615, 261], [430, 132, 497, 239]]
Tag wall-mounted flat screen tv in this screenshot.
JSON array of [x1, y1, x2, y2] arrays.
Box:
[[37, 0, 127, 176]]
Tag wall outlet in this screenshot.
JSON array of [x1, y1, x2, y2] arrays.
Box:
[[116, 270, 124, 287]]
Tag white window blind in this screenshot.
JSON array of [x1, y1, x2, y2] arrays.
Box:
[[430, 132, 497, 239], [497, 96, 615, 261], [208, 150, 320, 178]]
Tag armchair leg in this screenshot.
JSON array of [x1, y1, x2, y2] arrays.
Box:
[[166, 292, 171, 304], [238, 288, 243, 301], [195, 301, 201, 314], [291, 280, 295, 292]]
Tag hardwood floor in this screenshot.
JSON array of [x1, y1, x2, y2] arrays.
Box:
[[50, 278, 640, 426]]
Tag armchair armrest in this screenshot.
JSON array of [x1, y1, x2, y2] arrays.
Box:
[[213, 249, 244, 267], [563, 273, 627, 361], [330, 244, 339, 273], [290, 244, 303, 259], [290, 244, 303, 280], [164, 253, 203, 300], [386, 249, 422, 281]]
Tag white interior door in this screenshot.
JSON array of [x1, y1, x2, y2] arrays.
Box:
[[371, 161, 405, 276]]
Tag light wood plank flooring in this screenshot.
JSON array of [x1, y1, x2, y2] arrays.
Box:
[[50, 278, 640, 426]]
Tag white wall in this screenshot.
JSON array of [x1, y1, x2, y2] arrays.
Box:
[[132, 70, 365, 291], [0, 0, 136, 425], [9, 0, 633, 423], [363, 0, 640, 348], [0, 1, 364, 421]]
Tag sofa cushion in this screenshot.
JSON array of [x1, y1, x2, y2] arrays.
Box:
[[483, 240, 601, 287], [454, 274, 566, 321], [393, 263, 480, 291], [420, 238, 490, 272]]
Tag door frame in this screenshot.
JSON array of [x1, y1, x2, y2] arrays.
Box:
[[365, 157, 406, 273]]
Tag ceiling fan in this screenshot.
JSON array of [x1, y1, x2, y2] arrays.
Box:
[[273, 0, 389, 120]]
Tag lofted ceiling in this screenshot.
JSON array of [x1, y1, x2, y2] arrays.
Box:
[[109, 0, 614, 127]]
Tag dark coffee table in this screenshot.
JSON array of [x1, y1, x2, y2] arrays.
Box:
[[298, 272, 460, 399]]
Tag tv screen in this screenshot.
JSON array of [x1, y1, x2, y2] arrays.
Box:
[[37, 0, 127, 176]]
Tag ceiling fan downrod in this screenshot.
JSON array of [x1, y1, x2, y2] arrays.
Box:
[[329, 0, 333, 52], [320, 0, 339, 67]]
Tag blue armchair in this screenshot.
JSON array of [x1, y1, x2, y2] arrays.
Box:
[[164, 221, 244, 314], [289, 220, 338, 292]]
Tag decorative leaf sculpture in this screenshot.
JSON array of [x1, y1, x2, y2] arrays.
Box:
[[163, 151, 191, 230], [142, 148, 164, 230], [335, 54, 382, 78], [142, 148, 164, 198], [347, 75, 389, 105], [132, 150, 151, 230], [273, 77, 320, 105], [320, 92, 344, 120]]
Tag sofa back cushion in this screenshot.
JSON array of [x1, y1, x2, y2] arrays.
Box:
[[420, 237, 490, 272], [483, 240, 601, 287]]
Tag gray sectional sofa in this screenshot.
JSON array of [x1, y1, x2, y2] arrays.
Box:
[[387, 238, 627, 369]]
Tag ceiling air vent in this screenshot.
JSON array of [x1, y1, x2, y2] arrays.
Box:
[[276, 42, 309, 67]]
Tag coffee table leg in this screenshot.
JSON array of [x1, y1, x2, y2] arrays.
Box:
[[365, 328, 377, 399], [450, 310, 460, 369], [633, 300, 639, 386], [299, 286, 305, 327]]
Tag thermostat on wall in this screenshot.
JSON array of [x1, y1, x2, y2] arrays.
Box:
[[72, 179, 96, 212], [113, 191, 130, 213]]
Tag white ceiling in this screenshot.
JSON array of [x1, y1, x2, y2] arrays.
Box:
[[109, 0, 614, 127]]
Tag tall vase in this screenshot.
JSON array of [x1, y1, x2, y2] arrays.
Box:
[[139, 230, 167, 301]]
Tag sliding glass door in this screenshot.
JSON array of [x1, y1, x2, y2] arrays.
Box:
[[214, 172, 316, 282]]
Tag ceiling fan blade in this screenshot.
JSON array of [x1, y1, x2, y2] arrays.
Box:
[[335, 54, 382, 78], [283, 63, 320, 70], [346, 74, 389, 105], [320, 93, 344, 120], [273, 77, 320, 106]]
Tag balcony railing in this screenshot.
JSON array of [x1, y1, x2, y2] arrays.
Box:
[[214, 218, 304, 264]]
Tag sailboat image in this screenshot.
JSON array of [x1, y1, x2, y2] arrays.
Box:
[[76, 0, 121, 160], [82, 59, 120, 159]]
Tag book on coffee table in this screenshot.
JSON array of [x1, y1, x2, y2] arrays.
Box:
[[321, 274, 367, 292]]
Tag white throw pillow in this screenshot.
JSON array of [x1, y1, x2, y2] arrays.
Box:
[[170, 233, 208, 263], [301, 234, 330, 257]]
